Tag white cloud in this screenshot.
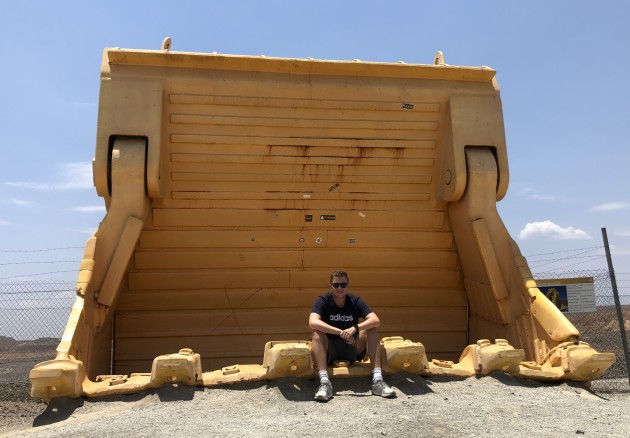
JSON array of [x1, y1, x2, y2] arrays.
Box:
[[6, 162, 93, 191], [519, 220, 591, 240], [0, 198, 32, 206], [72, 206, 106, 213], [516, 186, 559, 202], [589, 202, 630, 212], [9, 198, 32, 206], [0, 220, 10, 226], [529, 194, 557, 201]]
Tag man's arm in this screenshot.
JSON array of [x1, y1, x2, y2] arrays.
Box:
[[309, 312, 343, 336], [357, 311, 380, 331], [338, 311, 380, 340]]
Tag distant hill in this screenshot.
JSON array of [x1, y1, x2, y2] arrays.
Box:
[[0, 336, 17, 349], [0, 337, 59, 351]]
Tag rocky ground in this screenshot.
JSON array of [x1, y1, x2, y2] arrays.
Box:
[[0, 381, 47, 433], [1, 373, 629, 438]]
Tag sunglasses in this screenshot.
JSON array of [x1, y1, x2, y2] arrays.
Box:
[[332, 282, 348, 289]]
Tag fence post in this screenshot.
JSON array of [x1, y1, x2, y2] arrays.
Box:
[[601, 227, 630, 387]]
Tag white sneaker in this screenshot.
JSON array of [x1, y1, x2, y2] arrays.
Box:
[[372, 380, 396, 398], [314, 381, 333, 401]]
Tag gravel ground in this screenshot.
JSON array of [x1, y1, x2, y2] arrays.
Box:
[[1, 373, 629, 438]]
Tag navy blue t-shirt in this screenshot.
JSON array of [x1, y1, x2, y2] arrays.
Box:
[[311, 292, 373, 336]]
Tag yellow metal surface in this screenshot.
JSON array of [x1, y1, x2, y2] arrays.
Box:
[[380, 336, 429, 375], [30, 44, 614, 401]]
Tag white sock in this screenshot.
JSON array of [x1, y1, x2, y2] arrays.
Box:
[[319, 370, 330, 384], [372, 367, 383, 383]]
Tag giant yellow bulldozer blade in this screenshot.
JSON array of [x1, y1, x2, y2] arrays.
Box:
[[30, 43, 614, 401]]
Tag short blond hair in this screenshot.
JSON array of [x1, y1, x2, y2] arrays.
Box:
[[330, 270, 349, 283]]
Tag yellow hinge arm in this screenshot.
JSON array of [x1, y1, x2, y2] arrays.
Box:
[[95, 215, 145, 328]]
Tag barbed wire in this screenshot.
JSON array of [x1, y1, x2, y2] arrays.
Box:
[[525, 246, 603, 258], [524, 244, 630, 276], [0, 247, 83, 281], [0, 286, 74, 291], [0, 261, 77, 267], [0, 290, 75, 297], [528, 254, 602, 264], [532, 256, 607, 273], [528, 247, 602, 264], [0, 271, 78, 280], [0, 307, 71, 311], [0, 247, 83, 253], [529, 256, 604, 270], [528, 245, 602, 259]]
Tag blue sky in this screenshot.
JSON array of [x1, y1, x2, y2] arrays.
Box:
[[0, 1, 629, 285]]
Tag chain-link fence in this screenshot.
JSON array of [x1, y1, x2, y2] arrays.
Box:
[[1, 274, 628, 392], [535, 269, 630, 393], [0, 280, 75, 382]]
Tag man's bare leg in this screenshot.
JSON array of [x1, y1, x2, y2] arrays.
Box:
[[311, 330, 328, 372], [364, 327, 381, 368], [362, 328, 396, 398], [311, 330, 333, 401]]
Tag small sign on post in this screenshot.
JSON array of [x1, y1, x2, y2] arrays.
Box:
[[536, 277, 596, 313]]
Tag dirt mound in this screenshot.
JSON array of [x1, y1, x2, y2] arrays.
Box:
[[0, 336, 17, 349]]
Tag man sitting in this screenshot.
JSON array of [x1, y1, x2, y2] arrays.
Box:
[[309, 270, 396, 401]]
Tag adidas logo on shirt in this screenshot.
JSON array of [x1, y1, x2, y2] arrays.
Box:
[[329, 314, 354, 322]]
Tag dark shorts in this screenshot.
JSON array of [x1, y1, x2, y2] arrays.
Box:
[[326, 334, 366, 364]]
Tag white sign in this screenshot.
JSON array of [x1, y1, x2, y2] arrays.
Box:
[[536, 277, 596, 313]]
